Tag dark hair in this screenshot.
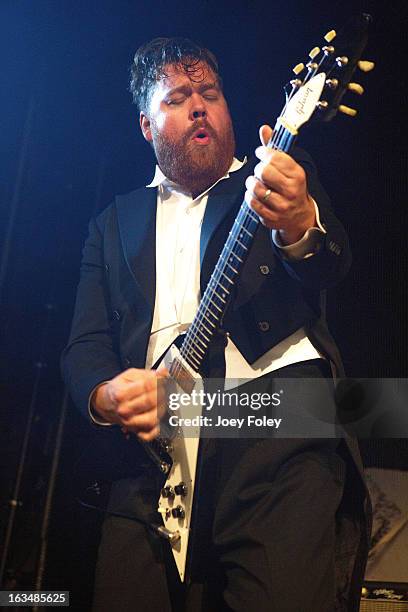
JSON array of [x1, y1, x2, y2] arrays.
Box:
[[129, 37, 221, 113]]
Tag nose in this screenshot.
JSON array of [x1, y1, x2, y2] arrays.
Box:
[[190, 94, 206, 120]]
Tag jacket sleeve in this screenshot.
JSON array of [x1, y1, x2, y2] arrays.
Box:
[[271, 147, 352, 290], [61, 207, 123, 419]]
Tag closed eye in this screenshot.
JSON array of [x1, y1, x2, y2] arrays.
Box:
[[167, 96, 186, 105]]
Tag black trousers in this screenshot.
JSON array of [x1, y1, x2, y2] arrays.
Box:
[[91, 360, 366, 612]]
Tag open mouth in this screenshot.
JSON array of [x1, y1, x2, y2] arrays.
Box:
[[192, 128, 210, 144]]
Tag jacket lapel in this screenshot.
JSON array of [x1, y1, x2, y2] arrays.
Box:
[[115, 187, 157, 314]]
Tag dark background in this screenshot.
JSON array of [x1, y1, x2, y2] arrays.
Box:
[[0, 0, 406, 609]]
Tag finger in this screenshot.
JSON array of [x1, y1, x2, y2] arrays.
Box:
[[259, 124, 273, 147], [245, 191, 281, 228], [128, 408, 160, 433], [119, 385, 164, 418], [137, 425, 160, 442], [122, 368, 157, 383], [109, 376, 158, 405], [252, 162, 292, 198], [245, 173, 286, 202], [155, 367, 169, 378]]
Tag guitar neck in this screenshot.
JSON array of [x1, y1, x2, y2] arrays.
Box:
[[178, 124, 296, 372]]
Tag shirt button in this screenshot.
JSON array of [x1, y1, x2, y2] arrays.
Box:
[[258, 321, 270, 332], [105, 263, 109, 273], [259, 265, 270, 275], [124, 357, 131, 367], [113, 310, 121, 321]]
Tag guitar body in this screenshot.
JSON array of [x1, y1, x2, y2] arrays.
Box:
[[154, 343, 204, 582]]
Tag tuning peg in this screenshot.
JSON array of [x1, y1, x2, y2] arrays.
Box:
[[325, 78, 339, 89], [348, 82, 364, 95], [306, 62, 319, 71], [292, 63, 305, 75], [309, 47, 320, 59], [290, 79, 302, 88], [316, 101, 329, 110], [358, 60, 375, 72], [338, 104, 357, 117], [336, 56, 349, 67], [324, 30, 336, 42], [322, 45, 335, 55]]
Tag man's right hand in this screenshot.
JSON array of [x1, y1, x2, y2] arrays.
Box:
[[92, 368, 169, 441]]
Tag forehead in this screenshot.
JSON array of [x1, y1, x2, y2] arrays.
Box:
[[153, 61, 218, 94]]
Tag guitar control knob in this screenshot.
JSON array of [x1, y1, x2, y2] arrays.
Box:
[[174, 482, 188, 497], [171, 505, 185, 519], [159, 462, 170, 474], [161, 485, 175, 499]]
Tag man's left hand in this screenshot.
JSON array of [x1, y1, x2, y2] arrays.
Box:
[[245, 124, 317, 245]]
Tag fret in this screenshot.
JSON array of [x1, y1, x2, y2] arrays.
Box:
[[196, 324, 211, 341], [218, 281, 230, 293], [186, 352, 200, 368], [208, 298, 222, 313], [246, 209, 258, 222], [194, 334, 208, 350], [236, 239, 248, 251], [220, 270, 234, 284], [202, 315, 216, 329], [190, 346, 203, 361], [192, 342, 205, 356], [240, 225, 253, 238], [226, 262, 238, 275], [212, 290, 227, 303], [228, 251, 243, 265]]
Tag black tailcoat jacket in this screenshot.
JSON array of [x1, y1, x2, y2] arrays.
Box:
[[62, 149, 370, 611]]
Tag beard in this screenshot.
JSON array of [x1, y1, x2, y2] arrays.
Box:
[[150, 118, 236, 197]]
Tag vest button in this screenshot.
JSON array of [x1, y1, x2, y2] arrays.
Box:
[[258, 321, 270, 332], [113, 310, 121, 321], [259, 265, 270, 275]]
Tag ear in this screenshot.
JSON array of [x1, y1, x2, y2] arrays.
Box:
[[140, 112, 153, 142]]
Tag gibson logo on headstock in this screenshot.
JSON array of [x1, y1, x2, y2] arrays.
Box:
[[295, 86, 314, 116]]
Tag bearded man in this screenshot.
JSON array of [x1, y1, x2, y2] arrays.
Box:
[[62, 37, 370, 612]]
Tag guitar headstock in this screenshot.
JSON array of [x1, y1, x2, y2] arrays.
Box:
[[278, 13, 374, 136]]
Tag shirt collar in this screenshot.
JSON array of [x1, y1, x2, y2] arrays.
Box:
[[146, 156, 247, 191]]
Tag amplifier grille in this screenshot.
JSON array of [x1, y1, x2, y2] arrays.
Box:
[[360, 583, 408, 611]]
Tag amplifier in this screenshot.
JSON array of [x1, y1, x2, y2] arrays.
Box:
[[360, 582, 408, 611]]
